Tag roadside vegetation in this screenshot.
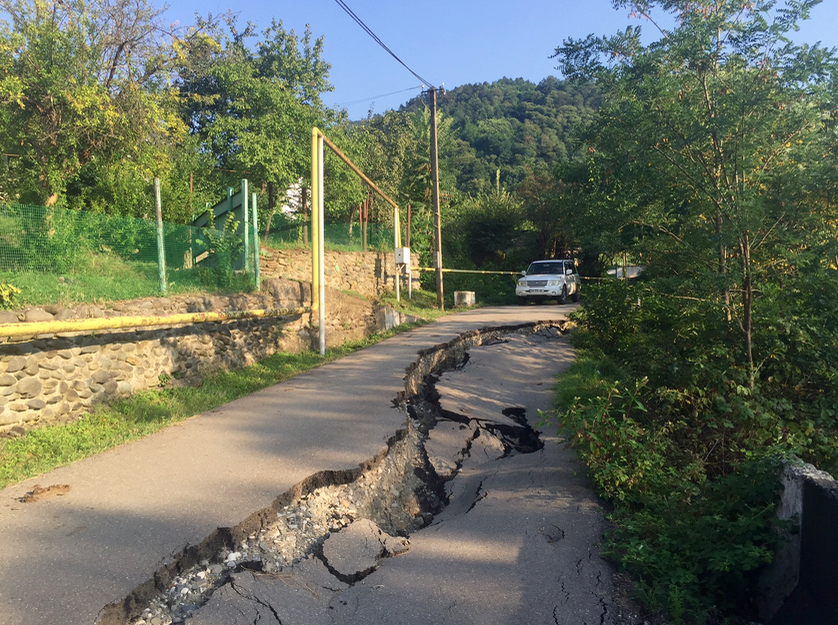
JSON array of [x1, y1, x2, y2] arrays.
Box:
[[0, 255, 212, 308], [2, 0, 837, 622], [539, 1, 838, 622], [378, 288, 453, 319]]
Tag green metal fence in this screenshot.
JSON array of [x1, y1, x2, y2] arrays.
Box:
[[0, 203, 196, 272], [0, 203, 398, 307], [0, 203, 258, 305], [262, 212, 395, 252]]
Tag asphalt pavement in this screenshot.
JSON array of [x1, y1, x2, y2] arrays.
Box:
[[0, 303, 633, 625]]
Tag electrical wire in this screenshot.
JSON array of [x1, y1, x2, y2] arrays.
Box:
[[332, 0, 436, 89], [337, 85, 424, 107]]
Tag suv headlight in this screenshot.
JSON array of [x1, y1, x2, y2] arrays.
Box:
[[517, 278, 526, 286], [547, 279, 560, 286]]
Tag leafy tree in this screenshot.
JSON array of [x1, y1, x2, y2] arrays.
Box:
[[0, 0, 186, 206], [549, 0, 838, 619], [557, 0, 838, 389], [177, 17, 334, 219], [444, 175, 526, 269], [517, 169, 575, 261], [351, 103, 456, 263]]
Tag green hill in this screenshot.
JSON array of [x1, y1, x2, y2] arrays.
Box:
[[401, 77, 600, 194]]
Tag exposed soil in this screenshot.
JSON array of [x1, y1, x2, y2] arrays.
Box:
[[17, 484, 71, 503]]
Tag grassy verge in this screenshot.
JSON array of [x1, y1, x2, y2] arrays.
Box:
[[0, 322, 427, 489], [0, 251, 254, 308], [377, 288, 450, 321]]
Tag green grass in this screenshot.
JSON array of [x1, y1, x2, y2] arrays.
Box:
[[0, 322, 427, 488], [378, 287, 450, 321], [262, 227, 393, 253], [551, 349, 627, 410], [1, 251, 255, 308]]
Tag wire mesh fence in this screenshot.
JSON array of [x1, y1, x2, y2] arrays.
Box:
[[0, 203, 196, 273], [0, 204, 398, 307], [261, 212, 396, 252], [0, 203, 259, 306]]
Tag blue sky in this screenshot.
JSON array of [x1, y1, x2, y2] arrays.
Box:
[[157, 0, 838, 119]]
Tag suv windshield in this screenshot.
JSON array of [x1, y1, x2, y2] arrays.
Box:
[[527, 262, 562, 275]]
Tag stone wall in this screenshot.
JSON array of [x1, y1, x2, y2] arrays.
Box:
[[260, 248, 398, 297], [0, 245, 413, 435], [0, 286, 303, 431], [0, 250, 416, 435]]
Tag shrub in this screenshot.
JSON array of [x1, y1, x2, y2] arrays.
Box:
[[542, 350, 787, 622], [196, 213, 245, 290], [0, 283, 20, 309]]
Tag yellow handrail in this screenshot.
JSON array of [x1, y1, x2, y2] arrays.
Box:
[[311, 126, 403, 355]]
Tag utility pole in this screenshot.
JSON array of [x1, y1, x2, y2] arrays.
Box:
[[429, 87, 444, 310]]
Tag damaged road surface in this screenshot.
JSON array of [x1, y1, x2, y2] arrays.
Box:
[[0, 305, 637, 625], [178, 330, 632, 625]]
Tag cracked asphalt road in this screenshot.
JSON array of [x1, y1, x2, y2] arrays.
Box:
[[0, 304, 636, 625], [188, 326, 631, 625]]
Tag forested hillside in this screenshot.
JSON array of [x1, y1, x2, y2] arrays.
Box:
[[401, 77, 600, 194]]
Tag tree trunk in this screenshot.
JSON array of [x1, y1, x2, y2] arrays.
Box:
[[717, 214, 731, 323], [740, 233, 754, 389]]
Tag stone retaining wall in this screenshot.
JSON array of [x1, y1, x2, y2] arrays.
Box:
[[260, 248, 398, 297], [0, 285, 309, 432], [0, 247, 415, 434]]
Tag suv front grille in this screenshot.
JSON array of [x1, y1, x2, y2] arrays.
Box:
[[528, 280, 548, 287]]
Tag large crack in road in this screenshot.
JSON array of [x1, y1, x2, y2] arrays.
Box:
[[102, 322, 647, 625]]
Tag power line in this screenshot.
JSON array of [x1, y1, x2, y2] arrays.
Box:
[[332, 0, 436, 89], [337, 85, 424, 108]]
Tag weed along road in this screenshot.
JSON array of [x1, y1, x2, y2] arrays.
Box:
[[0, 304, 636, 625]]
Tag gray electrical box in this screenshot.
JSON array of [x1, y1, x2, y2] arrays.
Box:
[[395, 247, 410, 266]]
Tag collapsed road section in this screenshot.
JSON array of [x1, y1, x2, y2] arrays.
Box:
[[104, 322, 644, 625]]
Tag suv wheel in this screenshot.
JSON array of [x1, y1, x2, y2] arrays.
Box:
[[557, 286, 568, 305], [571, 288, 580, 303]]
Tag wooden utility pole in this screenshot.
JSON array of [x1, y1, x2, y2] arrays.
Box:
[[429, 87, 444, 310], [363, 192, 369, 251], [406, 204, 411, 249]]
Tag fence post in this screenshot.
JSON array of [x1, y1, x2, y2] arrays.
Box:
[[242, 179, 250, 273], [154, 177, 167, 294], [252, 192, 260, 291]]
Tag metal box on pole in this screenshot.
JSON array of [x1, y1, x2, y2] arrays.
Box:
[[395, 247, 410, 266]]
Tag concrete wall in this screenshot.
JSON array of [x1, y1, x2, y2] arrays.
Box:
[[757, 461, 838, 622]]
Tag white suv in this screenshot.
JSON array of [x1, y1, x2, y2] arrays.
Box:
[[516, 259, 581, 305]]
